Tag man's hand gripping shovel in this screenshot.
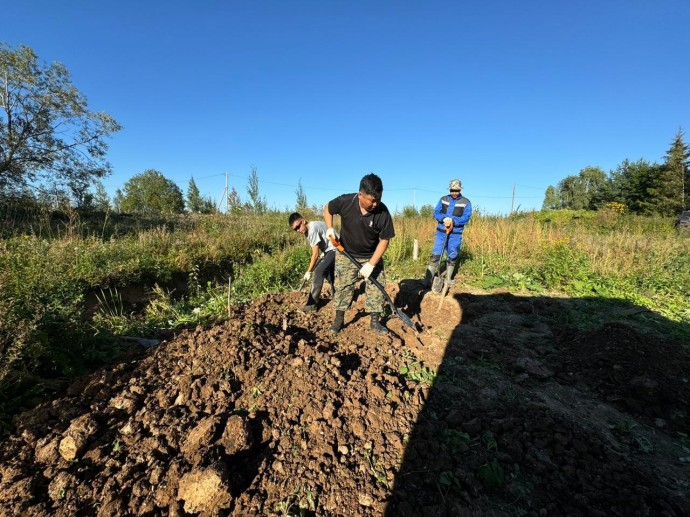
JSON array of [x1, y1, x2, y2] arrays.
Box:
[[296, 254, 325, 308], [328, 236, 416, 332], [297, 254, 324, 292]]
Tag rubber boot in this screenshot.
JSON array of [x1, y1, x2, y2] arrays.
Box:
[[423, 266, 436, 289], [424, 255, 441, 288], [331, 310, 345, 334], [444, 260, 456, 288], [370, 313, 389, 335]]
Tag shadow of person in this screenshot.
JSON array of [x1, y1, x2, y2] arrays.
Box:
[[385, 290, 690, 516]]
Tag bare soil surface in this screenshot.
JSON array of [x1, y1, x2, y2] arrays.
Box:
[[1, 280, 689, 516]]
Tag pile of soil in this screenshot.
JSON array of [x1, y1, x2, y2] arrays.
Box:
[[0, 282, 688, 516]]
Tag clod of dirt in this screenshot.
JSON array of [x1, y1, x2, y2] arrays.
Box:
[[58, 414, 99, 461], [181, 415, 219, 464], [178, 463, 233, 514], [219, 414, 253, 455]]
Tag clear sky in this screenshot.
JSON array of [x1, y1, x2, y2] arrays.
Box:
[[4, 0, 689, 215]]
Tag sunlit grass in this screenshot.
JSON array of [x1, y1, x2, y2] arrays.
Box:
[[1, 209, 688, 437]]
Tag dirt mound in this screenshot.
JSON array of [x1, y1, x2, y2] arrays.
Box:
[[0, 285, 688, 516]]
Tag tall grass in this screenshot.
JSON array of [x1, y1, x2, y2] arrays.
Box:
[[392, 210, 689, 324], [1, 208, 688, 436], [0, 213, 305, 431]]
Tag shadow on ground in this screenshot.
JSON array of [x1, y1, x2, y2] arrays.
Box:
[[386, 288, 690, 516], [0, 287, 688, 516]]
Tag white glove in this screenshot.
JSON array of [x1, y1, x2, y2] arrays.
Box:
[[326, 228, 338, 242], [359, 262, 374, 279], [443, 217, 453, 228], [303, 271, 312, 281]]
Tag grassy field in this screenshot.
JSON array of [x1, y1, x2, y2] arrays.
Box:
[[1, 208, 688, 435]]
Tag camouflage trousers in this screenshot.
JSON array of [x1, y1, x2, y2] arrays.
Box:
[[333, 253, 386, 313]]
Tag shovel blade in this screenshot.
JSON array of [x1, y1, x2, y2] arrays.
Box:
[[395, 309, 415, 330]]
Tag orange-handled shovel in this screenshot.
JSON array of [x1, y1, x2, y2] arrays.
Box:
[[329, 237, 416, 331]]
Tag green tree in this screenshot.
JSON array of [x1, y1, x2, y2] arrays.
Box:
[[0, 43, 121, 195], [419, 204, 434, 218], [295, 179, 308, 212], [227, 186, 243, 215], [556, 166, 608, 210], [656, 128, 689, 213], [402, 205, 418, 217], [542, 185, 561, 210], [119, 169, 184, 214], [187, 177, 203, 213], [558, 175, 585, 209], [93, 181, 110, 211], [609, 159, 659, 214], [246, 166, 267, 214], [580, 166, 609, 209], [113, 188, 124, 213], [200, 197, 217, 214], [186, 177, 217, 214]]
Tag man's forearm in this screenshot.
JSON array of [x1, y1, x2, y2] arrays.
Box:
[[369, 239, 389, 266], [308, 246, 319, 270]]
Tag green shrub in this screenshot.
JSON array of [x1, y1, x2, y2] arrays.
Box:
[[533, 240, 593, 291]]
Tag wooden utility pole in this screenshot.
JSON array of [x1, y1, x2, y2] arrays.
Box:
[[217, 172, 229, 213], [511, 183, 516, 213], [225, 172, 229, 214]]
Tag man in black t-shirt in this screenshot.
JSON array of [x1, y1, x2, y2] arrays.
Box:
[[324, 173, 395, 334]]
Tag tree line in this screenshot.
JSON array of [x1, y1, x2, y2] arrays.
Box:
[[109, 166, 272, 215], [4, 42, 688, 220], [0, 43, 310, 217], [2, 164, 287, 216], [543, 129, 690, 216]]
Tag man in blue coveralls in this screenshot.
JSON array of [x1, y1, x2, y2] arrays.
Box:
[[423, 179, 472, 292]]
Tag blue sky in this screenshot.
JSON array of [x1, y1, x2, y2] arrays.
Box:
[[4, 0, 689, 215]]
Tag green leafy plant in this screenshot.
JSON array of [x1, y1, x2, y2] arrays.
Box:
[[441, 428, 471, 450], [477, 458, 505, 489], [398, 352, 437, 385], [251, 384, 263, 398], [363, 449, 389, 489], [481, 430, 498, 452], [437, 470, 462, 502], [274, 484, 316, 516]]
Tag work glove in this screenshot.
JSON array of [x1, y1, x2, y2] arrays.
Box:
[[359, 262, 374, 279], [443, 217, 453, 229], [326, 228, 338, 242], [303, 271, 312, 281]]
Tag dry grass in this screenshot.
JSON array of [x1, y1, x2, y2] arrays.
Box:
[[399, 212, 687, 273]]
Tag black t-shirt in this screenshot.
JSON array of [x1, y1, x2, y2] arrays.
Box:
[[328, 193, 395, 259]]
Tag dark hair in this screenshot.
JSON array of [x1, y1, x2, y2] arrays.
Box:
[[359, 173, 383, 197], [288, 212, 302, 225]]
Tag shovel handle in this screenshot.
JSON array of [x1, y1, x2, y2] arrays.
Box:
[[329, 236, 391, 301], [329, 236, 345, 253], [329, 237, 380, 284], [329, 236, 416, 331]]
